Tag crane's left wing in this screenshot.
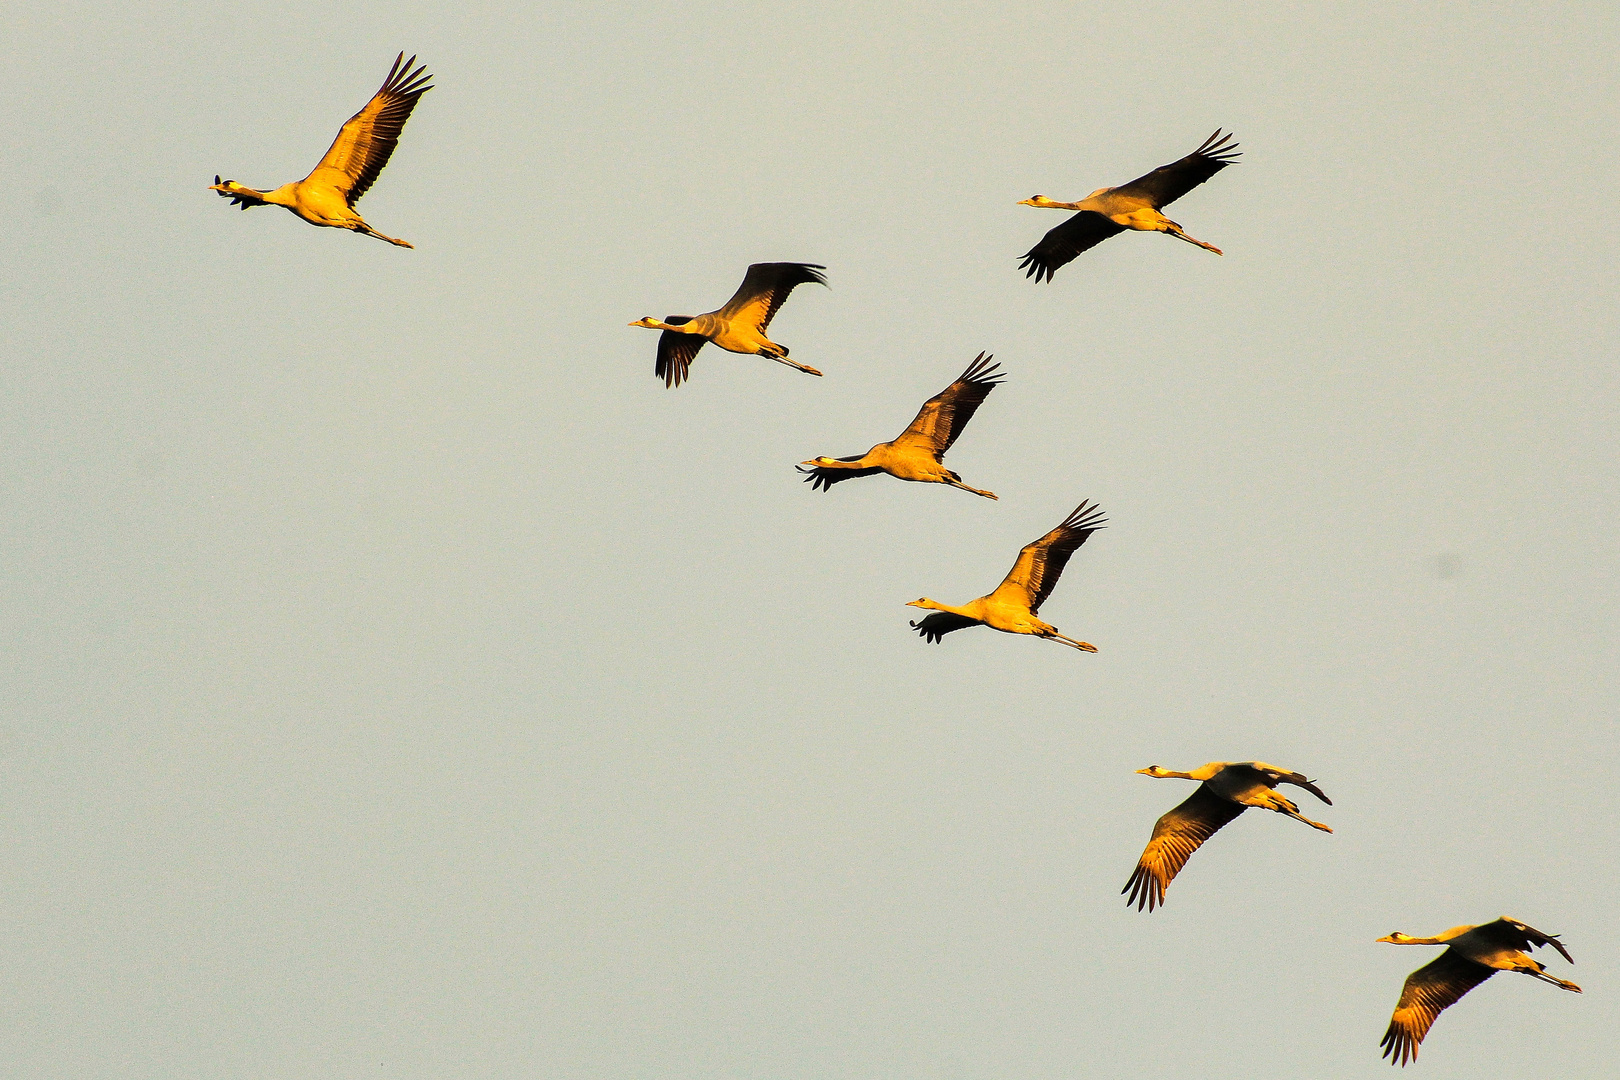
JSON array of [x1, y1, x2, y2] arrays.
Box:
[[1380, 951, 1496, 1067], [303, 52, 433, 206], [1018, 212, 1125, 282], [892, 353, 1005, 459], [717, 262, 828, 334], [1122, 784, 1246, 912], [988, 501, 1106, 614], [1110, 129, 1240, 209]]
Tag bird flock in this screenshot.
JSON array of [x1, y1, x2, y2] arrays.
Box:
[[210, 53, 1584, 1069]]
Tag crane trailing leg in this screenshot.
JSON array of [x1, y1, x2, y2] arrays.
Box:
[[1163, 220, 1222, 255], [354, 222, 414, 248], [946, 476, 998, 500], [1046, 632, 1098, 653], [760, 342, 823, 377]]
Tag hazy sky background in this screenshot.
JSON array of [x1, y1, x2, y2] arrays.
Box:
[[3, 3, 1617, 1078]]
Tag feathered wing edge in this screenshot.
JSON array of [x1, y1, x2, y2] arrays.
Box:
[[1379, 952, 1496, 1067], [306, 52, 434, 207], [910, 611, 979, 643], [1122, 785, 1246, 912], [1112, 128, 1242, 208], [992, 500, 1107, 615], [719, 262, 829, 332], [654, 318, 706, 388], [893, 352, 1006, 457], [1018, 212, 1126, 282], [798, 456, 884, 491]]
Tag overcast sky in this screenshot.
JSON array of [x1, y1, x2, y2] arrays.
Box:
[[3, 3, 1617, 1078]]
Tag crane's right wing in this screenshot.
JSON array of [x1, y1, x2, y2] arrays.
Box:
[[654, 318, 706, 388], [1109, 129, 1241, 209], [891, 353, 1005, 459], [910, 611, 979, 644], [1017, 212, 1125, 282], [1122, 784, 1245, 912], [1477, 919, 1575, 965], [1265, 768, 1332, 805], [1380, 951, 1495, 1067], [303, 53, 433, 206], [717, 262, 828, 333], [988, 501, 1106, 615]]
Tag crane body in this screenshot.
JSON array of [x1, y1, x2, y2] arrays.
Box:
[[801, 353, 1003, 498], [211, 53, 432, 248]]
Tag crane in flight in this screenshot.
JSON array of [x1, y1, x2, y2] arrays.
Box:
[[799, 353, 1003, 498], [1377, 918, 1580, 1066], [1017, 130, 1240, 282], [631, 263, 828, 387], [907, 501, 1105, 651], [211, 53, 433, 248], [1122, 761, 1332, 912]]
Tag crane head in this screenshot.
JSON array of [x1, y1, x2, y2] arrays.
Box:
[[1019, 195, 1056, 207], [628, 317, 664, 329], [906, 598, 940, 610], [1377, 933, 1420, 944], [801, 457, 837, 466]]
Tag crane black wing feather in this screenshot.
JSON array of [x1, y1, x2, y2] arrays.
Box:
[[1380, 951, 1496, 1067], [1122, 784, 1246, 912], [893, 353, 1005, 459], [306, 52, 434, 207], [1278, 771, 1332, 805], [654, 317, 706, 388], [717, 262, 828, 333], [798, 457, 885, 491], [1474, 919, 1575, 964], [990, 501, 1106, 615], [1110, 129, 1240, 209], [910, 612, 979, 643], [1018, 212, 1125, 282]]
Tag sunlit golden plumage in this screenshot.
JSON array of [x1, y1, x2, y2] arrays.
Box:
[[907, 501, 1105, 651], [1377, 918, 1580, 1066], [1122, 761, 1332, 912], [210, 54, 433, 248], [1018, 130, 1240, 281], [799, 353, 1003, 498], [631, 263, 828, 387]]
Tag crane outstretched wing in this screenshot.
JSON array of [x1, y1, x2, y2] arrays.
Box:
[[717, 263, 828, 334], [1473, 919, 1575, 965], [303, 52, 433, 206], [1122, 784, 1246, 912], [910, 611, 979, 643], [1247, 763, 1333, 805], [654, 317, 706, 388], [1110, 129, 1241, 209], [892, 353, 1005, 459], [1380, 951, 1496, 1067], [989, 501, 1106, 614], [797, 456, 885, 491], [1018, 212, 1125, 282]]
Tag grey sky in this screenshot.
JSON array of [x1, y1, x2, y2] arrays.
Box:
[[3, 2, 1617, 1078]]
